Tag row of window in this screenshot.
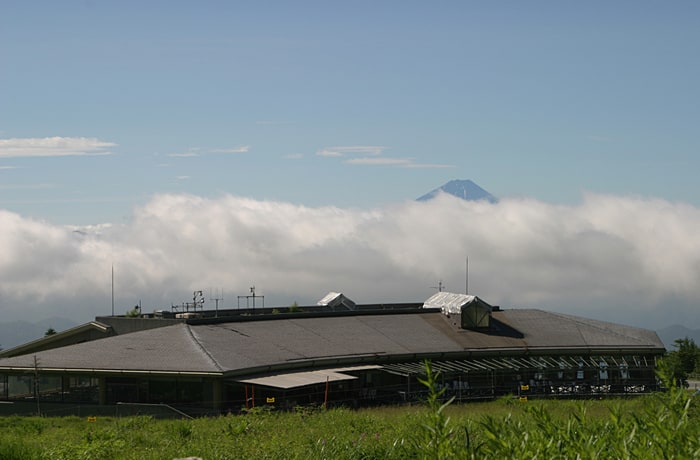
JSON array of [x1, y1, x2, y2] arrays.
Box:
[[0, 375, 207, 405]]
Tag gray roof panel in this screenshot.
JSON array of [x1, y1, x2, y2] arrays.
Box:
[[0, 309, 665, 377], [0, 323, 222, 374]]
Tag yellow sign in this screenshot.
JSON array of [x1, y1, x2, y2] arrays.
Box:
[[87, 416, 97, 422], [266, 397, 275, 403], [519, 396, 528, 402], [520, 384, 530, 391]]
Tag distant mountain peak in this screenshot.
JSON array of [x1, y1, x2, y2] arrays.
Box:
[[417, 179, 497, 203]]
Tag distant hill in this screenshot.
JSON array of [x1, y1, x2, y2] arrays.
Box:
[[656, 324, 700, 350], [0, 317, 77, 350], [417, 179, 497, 203]]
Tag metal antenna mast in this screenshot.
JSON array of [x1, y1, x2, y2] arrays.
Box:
[[466, 256, 469, 295], [111, 264, 114, 316], [210, 288, 223, 317], [237, 285, 264, 310]]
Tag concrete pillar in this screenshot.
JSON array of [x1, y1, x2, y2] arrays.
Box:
[[212, 379, 223, 411], [62, 376, 68, 403], [98, 377, 107, 405]]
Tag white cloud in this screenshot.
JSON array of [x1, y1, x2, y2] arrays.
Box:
[[402, 162, 456, 169], [317, 146, 385, 157], [346, 157, 412, 166], [345, 158, 456, 168], [210, 146, 250, 154], [0, 137, 116, 158], [319, 145, 454, 168], [0, 166, 17, 170], [168, 146, 249, 157], [167, 147, 202, 157], [1, 193, 700, 335], [168, 152, 200, 158], [284, 153, 304, 160]]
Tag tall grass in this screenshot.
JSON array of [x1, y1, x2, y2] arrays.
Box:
[[0, 367, 697, 459], [409, 360, 700, 459]]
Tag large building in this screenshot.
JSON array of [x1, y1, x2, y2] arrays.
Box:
[[0, 293, 666, 416]]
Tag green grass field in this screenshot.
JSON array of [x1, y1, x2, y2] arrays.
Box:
[[0, 388, 697, 460]]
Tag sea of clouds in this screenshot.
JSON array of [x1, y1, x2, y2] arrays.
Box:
[[1, 192, 699, 331]]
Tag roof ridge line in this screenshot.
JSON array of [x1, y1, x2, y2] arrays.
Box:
[[545, 310, 649, 345], [184, 324, 224, 372]]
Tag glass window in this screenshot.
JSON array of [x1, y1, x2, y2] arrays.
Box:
[[178, 381, 204, 403], [8, 375, 33, 400], [65, 376, 99, 403], [37, 376, 62, 401]]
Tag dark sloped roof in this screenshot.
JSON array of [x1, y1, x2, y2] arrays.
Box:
[[193, 314, 463, 374], [0, 323, 222, 375], [494, 310, 663, 349], [0, 310, 665, 377], [0, 321, 113, 358]]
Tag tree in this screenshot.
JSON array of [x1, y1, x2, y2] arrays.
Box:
[[675, 338, 700, 373], [44, 328, 57, 337], [661, 337, 700, 388]]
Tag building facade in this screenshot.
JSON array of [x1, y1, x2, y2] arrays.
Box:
[[0, 294, 666, 416]]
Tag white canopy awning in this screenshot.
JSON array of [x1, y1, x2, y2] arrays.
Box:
[[236, 365, 380, 389]]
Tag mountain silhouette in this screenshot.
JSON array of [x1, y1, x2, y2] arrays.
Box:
[[417, 179, 497, 203]]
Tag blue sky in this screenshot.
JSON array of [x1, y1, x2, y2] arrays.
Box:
[[2, 1, 699, 224], [1, 2, 700, 340]]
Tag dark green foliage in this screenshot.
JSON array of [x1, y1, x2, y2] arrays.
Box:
[[0, 440, 39, 459], [410, 360, 460, 459], [661, 337, 700, 387]]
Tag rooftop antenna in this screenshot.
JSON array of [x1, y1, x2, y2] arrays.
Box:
[[466, 256, 469, 295], [431, 280, 444, 292], [111, 264, 114, 316], [193, 290, 205, 311], [210, 288, 223, 317], [237, 285, 264, 310]]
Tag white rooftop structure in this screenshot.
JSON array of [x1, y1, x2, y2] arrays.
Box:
[[423, 292, 479, 315], [317, 292, 357, 310]]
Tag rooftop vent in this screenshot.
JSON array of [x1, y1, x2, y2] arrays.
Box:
[[423, 292, 493, 330], [461, 300, 492, 329], [317, 292, 357, 311]]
